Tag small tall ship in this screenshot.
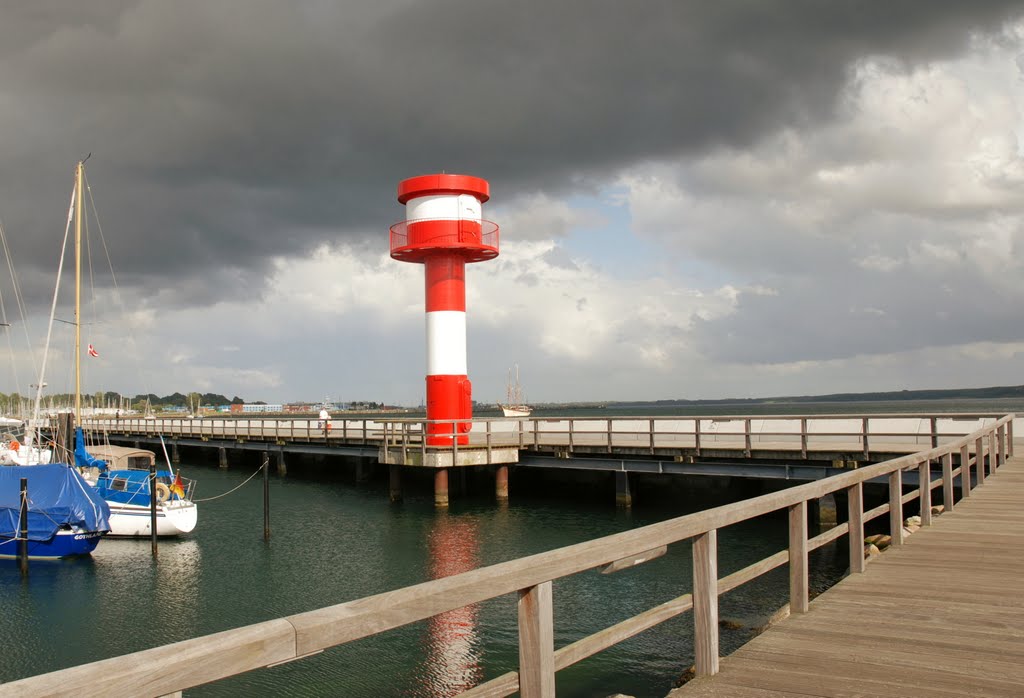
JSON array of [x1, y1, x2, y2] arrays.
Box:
[[498, 364, 532, 417]]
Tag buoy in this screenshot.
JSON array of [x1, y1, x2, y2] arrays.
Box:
[[9, 440, 19, 451], [155, 482, 171, 503]]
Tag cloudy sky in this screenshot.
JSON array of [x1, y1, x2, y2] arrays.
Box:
[[1, 1, 1024, 406]]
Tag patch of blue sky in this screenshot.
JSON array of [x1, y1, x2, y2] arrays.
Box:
[[558, 187, 730, 290]]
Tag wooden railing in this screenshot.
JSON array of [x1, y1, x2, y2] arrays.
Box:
[[7, 414, 1012, 697], [83, 413, 1012, 459]]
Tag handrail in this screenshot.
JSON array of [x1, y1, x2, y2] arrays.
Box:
[[81, 414, 1014, 458], [7, 414, 1012, 697]]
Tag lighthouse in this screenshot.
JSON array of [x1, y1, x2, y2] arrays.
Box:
[[390, 174, 499, 446]]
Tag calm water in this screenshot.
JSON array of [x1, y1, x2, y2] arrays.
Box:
[[1, 399, 1018, 696]]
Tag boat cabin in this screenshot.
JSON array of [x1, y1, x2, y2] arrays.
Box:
[[86, 445, 156, 471]]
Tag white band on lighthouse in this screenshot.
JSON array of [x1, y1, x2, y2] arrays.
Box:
[[426, 311, 467, 375], [406, 194, 482, 222]]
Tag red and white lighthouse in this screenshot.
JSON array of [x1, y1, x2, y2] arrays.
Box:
[[390, 174, 499, 445]]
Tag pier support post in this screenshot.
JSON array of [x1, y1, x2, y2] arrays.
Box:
[[815, 493, 836, 530], [434, 468, 449, 508], [615, 471, 632, 508], [218, 447, 228, 469], [171, 441, 180, 464], [356, 459, 372, 484], [276, 451, 287, 477], [495, 464, 509, 502], [389, 464, 402, 503]]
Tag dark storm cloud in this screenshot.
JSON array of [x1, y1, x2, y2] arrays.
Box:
[[1, 0, 1021, 306]]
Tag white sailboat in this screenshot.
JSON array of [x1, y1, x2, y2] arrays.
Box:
[[498, 364, 532, 417]]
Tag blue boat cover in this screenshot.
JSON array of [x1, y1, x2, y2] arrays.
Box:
[[74, 428, 109, 471], [0, 464, 111, 541]]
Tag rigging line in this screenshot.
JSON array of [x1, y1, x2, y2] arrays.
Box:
[[192, 459, 267, 502], [33, 186, 76, 429], [0, 220, 30, 400]]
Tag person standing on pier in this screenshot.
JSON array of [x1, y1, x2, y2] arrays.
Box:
[[318, 407, 331, 436]]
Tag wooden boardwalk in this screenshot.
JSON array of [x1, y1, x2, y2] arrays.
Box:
[[674, 454, 1024, 698]]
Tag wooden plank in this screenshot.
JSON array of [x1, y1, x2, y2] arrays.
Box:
[[889, 469, 904, 546], [788, 501, 808, 614], [942, 452, 953, 512], [0, 619, 297, 697], [960, 443, 971, 499], [920, 460, 932, 525], [847, 482, 865, 574], [517, 581, 555, 698], [692, 530, 719, 676]]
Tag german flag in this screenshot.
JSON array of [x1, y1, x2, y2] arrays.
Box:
[[170, 472, 185, 498]]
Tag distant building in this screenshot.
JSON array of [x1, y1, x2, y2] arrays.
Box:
[[230, 403, 283, 414]]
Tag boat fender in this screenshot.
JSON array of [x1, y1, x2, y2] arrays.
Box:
[[9, 440, 19, 451], [155, 482, 171, 503]]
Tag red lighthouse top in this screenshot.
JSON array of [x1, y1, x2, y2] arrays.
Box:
[[397, 174, 490, 204], [390, 173, 499, 264]]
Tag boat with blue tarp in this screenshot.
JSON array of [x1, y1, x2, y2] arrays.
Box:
[[0, 463, 109, 559]]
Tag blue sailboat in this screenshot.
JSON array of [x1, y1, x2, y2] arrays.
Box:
[[0, 463, 110, 559]]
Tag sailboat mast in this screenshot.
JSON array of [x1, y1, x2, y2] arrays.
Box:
[[74, 161, 83, 420]]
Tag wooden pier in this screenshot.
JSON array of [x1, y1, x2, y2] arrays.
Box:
[[82, 413, 1014, 507], [675, 452, 1024, 698], [2, 414, 1014, 696]]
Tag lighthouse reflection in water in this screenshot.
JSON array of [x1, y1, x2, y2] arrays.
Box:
[[416, 513, 484, 696]]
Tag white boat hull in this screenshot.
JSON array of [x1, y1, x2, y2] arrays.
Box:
[[106, 501, 198, 537], [499, 404, 532, 418]]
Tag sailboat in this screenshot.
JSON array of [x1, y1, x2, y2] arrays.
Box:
[[55, 160, 198, 537], [498, 364, 532, 418], [0, 163, 110, 558], [0, 463, 109, 559]]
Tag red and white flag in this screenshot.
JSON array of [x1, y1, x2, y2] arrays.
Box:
[[87, 344, 99, 358]]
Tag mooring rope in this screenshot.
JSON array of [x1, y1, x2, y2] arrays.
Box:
[[192, 459, 268, 503]]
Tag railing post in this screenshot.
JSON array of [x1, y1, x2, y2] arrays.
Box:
[[606, 419, 613, 453], [930, 416, 938, 449], [989, 430, 996, 475], [694, 419, 702, 457], [941, 452, 953, 513], [568, 419, 574, 453], [788, 501, 808, 614], [862, 417, 869, 460], [889, 469, 904, 547], [976, 436, 986, 484], [847, 482, 865, 574], [959, 444, 971, 499], [649, 418, 655, 455], [517, 581, 555, 698], [997, 425, 1006, 468], [800, 417, 807, 459], [692, 530, 719, 677], [919, 460, 932, 526], [533, 419, 539, 449], [519, 419, 526, 449], [744, 418, 751, 457], [1009, 419, 1015, 458]]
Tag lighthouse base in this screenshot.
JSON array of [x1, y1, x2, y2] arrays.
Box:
[[379, 445, 519, 468]]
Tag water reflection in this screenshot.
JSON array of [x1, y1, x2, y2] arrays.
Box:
[[415, 513, 483, 697], [91, 538, 203, 640]]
